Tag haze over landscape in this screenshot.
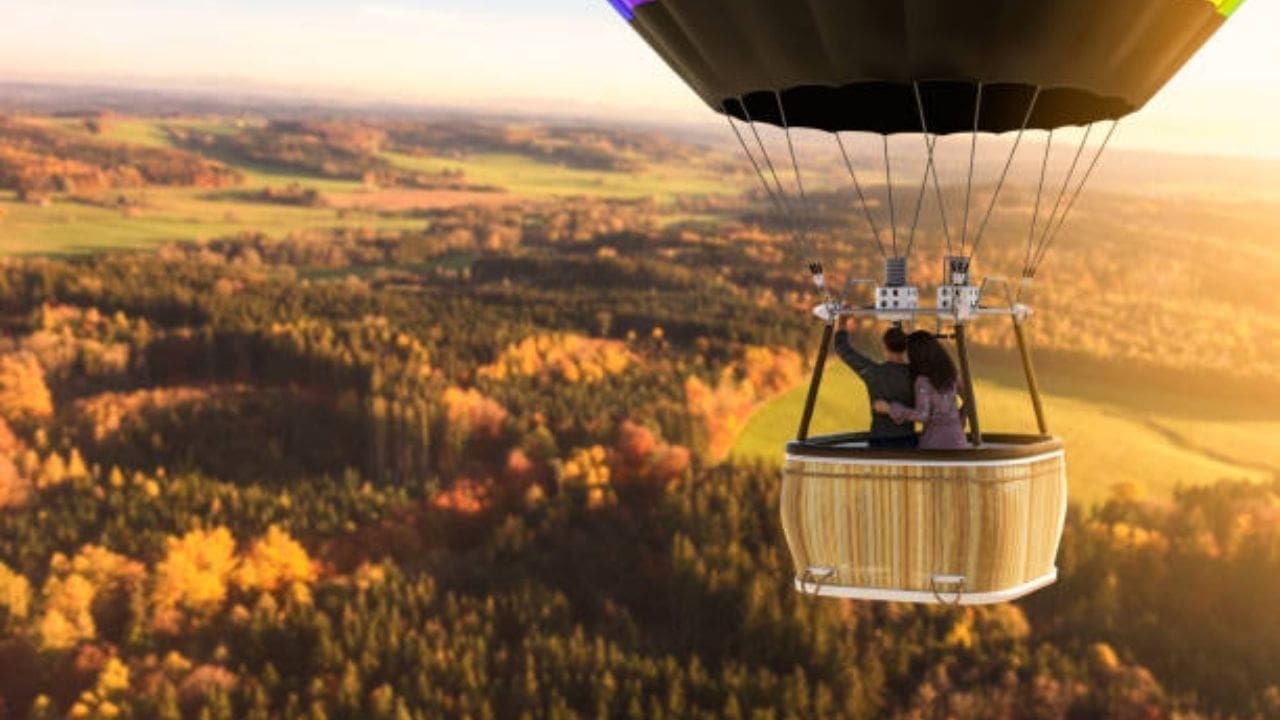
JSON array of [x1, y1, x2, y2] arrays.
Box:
[[2, 0, 1280, 156], [0, 2, 1276, 719]]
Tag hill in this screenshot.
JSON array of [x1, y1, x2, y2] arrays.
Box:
[[0, 115, 739, 255], [0, 99, 1277, 718], [733, 354, 1279, 506], [0, 227, 1275, 718]]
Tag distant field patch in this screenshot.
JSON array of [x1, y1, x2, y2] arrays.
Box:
[[382, 151, 735, 199], [49, 117, 243, 149], [734, 360, 1277, 507], [0, 116, 750, 254], [0, 188, 426, 255], [96, 118, 178, 148]]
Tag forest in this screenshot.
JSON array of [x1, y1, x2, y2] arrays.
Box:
[[0, 111, 1277, 719], [0, 116, 240, 201]]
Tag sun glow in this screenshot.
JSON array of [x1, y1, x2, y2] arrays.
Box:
[[0, 0, 1275, 157]]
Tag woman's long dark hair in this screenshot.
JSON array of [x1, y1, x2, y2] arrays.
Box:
[[906, 330, 959, 391]]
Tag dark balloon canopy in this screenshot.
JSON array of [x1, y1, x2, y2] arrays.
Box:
[[612, 0, 1242, 134]]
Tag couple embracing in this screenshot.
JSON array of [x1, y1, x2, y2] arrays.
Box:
[[834, 322, 968, 450]]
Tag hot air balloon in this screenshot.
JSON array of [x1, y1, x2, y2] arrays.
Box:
[[606, 0, 1245, 604]]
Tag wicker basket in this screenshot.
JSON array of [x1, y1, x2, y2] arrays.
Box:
[[781, 433, 1067, 604]]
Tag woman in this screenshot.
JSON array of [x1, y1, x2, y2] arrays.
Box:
[[873, 330, 968, 450]]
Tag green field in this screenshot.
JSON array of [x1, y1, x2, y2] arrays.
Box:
[[734, 359, 1280, 507], [0, 188, 425, 255], [381, 150, 732, 199], [1, 117, 407, 254], [48, 116, 243, 148], [0, 118, 739, 255]]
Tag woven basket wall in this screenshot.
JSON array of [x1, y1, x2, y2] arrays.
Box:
[[781, 453, 1067, 597]]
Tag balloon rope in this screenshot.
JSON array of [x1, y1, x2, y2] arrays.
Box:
[[738, 99, 807, 252], [904, 135, 934, 259], [960, 82, 984, 253], [743, 108, 799, 220], [882, 135, 898, 256], [913, 82, 953, 257], [1022, 130, 1054, 280], [903, 83, 949, 259], [1030, 120, 1119, 275], [775, 91, 815, 255], [724, 111, 793, 233], [835, 133, 889, 258], [968, 87, 1041, 263], [1028, 123, 1094, 273]]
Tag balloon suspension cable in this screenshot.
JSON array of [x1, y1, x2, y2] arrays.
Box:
[[723, 111, 792, 228], [1027, 122, 1096, 275], [775, 90, 817, 258], [967, 86, 1041, 263], [732, 100, 807, 256], [959, 82, 984, 254], [901, 140, 931, 257], [882, 135, 898, 256], [743, 103, 797, 214], [1029, 120, 1119, 275], [1021, 129, 1055, 283], [745, 117, 804, 240], [913, 82, 953, 257], [906, 85, 957, 256], [835, 132, 889, 258]]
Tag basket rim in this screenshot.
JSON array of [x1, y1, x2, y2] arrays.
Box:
[[793, 569, 1059, 605], [786, 432, 1064, 463]]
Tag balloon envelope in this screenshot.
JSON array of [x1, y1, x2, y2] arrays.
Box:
[[612, 0, 1243, 134]]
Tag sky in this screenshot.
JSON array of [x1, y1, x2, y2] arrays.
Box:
[[0, 0, 1276, 158]]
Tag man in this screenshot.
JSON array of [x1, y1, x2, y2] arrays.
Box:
[[833, 321, 917, 449]]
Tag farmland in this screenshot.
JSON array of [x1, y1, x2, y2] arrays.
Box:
[[0, 115, 740, 255], [0, 105, 1278, 719]]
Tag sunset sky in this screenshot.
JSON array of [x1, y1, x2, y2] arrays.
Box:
[[0, 0, 1276, 157]]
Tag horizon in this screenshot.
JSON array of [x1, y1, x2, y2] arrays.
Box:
[[0, 0, 1277, 160], [0, 4, 1277, 718]]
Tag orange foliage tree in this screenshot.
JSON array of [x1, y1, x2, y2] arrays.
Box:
[[0, 560, 31, 634], [36, 546, 146, 651], [478, 333, 633, 384], [441, 387, 508, 440], [151, 528, 238, 622], [234, 525, 318, 595], [0, 352, 53, 422], [611, 420, 691, 487], [685, 346, 804, 461], [558, 445, 612, 509]]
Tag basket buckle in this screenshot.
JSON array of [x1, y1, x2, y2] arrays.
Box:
[[798, 566, 837, 595], [930, 574, 967, 606]]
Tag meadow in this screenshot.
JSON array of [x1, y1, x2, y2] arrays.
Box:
[[4, 113, 1278, 506], [733, 354, 1280, 506], [0, 107, 1279, 718], [0, 116, 738, 255], [379, 150, 729, 199]]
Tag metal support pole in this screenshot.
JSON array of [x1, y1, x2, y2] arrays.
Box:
[[953, 324, 983, 446], [796, 322, 835, 442], [1012, 317, 1049, 435]]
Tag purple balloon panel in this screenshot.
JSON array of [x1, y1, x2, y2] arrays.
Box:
[[607, 0, 657, 21]]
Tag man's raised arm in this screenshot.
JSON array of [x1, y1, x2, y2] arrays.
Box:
[[833, 326, 877, 378]]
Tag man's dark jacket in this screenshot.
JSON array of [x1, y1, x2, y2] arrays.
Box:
[[833, 329, 915, 440]]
